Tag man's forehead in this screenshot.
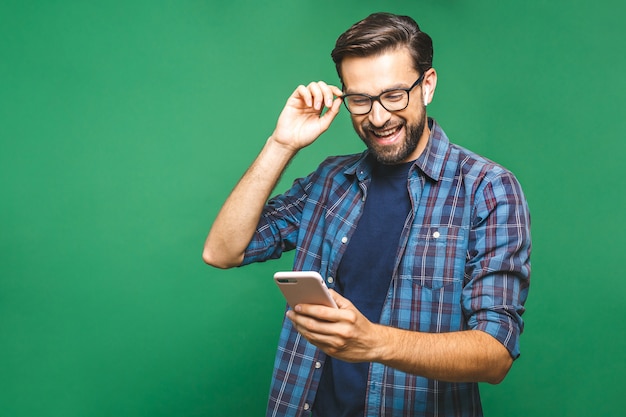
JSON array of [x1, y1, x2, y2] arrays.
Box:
[[341, 49, 418, 94]]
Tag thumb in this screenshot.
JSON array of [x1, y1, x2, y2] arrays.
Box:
[[318, 97, 342, 129], [329, 289, 354, 309]]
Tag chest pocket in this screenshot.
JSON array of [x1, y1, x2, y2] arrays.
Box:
[[406, 225, 467, 290]]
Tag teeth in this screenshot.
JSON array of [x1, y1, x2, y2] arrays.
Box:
[[373, 127, 398, 137]]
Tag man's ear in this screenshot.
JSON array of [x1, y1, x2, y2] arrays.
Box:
[[423, 68, 437, 106]]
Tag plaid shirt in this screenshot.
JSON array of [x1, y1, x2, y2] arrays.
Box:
[[242, 119, 531, 417]]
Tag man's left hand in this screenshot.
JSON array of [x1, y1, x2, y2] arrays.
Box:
[[285, 290, 386, 363]]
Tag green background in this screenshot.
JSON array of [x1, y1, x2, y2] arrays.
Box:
[[1, 0, 624, 416]]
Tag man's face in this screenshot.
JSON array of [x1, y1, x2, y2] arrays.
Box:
[[341, 48, 430, 164]]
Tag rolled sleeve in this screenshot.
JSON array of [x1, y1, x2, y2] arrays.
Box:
[[241, 177, 309, 266], [463, 170, 531, 358]]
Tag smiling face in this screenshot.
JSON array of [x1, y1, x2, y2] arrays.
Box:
[[341, 47, 434, 164]]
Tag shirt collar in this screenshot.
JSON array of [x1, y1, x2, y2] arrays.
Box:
[[413, 118, 450, 182]]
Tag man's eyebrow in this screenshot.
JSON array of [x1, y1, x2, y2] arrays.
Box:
[[344, 82, 413, 95]]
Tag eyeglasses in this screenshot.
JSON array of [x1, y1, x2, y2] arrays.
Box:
[[341, 72, 426, 115]]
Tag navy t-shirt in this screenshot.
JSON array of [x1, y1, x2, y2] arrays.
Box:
[[313, 158, 413, 417]]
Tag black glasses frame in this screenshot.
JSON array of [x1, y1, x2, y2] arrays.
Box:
[[341, 72, 426, 115]]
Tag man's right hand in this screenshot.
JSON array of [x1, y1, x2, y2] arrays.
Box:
[[270, 81, 343, 151], [203, 81, 342, 269]]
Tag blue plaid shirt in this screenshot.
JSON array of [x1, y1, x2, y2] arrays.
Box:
[[242, 119, 531, 417]]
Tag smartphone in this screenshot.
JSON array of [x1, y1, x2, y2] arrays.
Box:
[[274, 271, 338, 309]]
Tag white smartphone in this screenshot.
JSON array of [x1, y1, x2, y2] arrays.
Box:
[[274, 271, 338, 309]]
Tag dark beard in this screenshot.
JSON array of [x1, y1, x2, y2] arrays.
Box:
[[358, 115, 426, 165]]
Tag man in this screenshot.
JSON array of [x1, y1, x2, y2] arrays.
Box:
[[203, 12, 531, 417]]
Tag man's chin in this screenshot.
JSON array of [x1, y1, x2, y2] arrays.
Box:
[[368, 144, 408, 164]]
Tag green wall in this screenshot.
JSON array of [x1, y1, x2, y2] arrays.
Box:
[[1, 1, 624, 415]]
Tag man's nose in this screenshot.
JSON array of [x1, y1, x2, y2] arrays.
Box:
[[368, 100, 392, 127]]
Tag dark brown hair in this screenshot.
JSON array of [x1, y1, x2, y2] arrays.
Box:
[[331, 12, 433, 83]]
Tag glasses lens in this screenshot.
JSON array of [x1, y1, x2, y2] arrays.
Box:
[[344, 95, 371, 115], [380, 90, 409, 112]]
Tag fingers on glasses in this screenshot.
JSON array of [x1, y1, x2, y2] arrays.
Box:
[[297, 82, 342, 111]]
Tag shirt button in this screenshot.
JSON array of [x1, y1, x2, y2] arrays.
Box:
[[304, 403, 310, 410], [433, 231, 440, 238], [315, 361, 322, 369], [327, 276, 334, 284], [341, 236, 348, 244]]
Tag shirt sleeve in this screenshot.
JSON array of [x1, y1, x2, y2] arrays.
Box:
[[240, 176, 310, 266], [463, 170, 531, 359]]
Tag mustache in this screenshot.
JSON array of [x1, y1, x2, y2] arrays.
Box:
[[362, 120, 405, 132]]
